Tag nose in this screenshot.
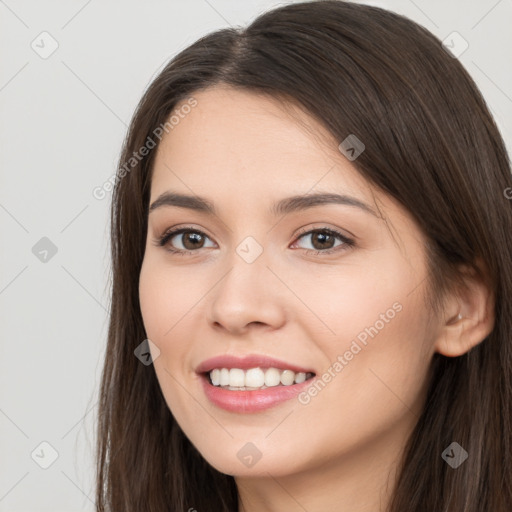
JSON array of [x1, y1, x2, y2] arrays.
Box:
[[206, 253, 287, 336]]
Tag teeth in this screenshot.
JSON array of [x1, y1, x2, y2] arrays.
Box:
[[294, 371, 306, 384], [229, 368, 245, 387], [220, 368, 230, 386], [265, 367, 281, 387], [208, 367, 313, 389], [211, 368, 221, 386], [246, 367, 265, 387], [280, 369, 295, 386]]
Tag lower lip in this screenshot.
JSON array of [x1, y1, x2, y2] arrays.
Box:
[[199, 374, 315, 413]]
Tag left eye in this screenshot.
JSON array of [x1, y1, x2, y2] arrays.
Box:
[[157, 228, 215, 252], [292, 228, 354, 253]]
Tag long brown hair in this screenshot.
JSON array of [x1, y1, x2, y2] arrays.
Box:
[[96, 1, 512, 510]]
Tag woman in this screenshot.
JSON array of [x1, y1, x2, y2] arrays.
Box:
[[96, 1, 512, 510]]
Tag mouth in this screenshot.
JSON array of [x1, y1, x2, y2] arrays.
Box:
[[198, 366, 317, 413], [195, 354, 317, 412]]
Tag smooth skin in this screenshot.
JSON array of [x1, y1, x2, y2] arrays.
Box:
[[138, 85, 494, 512]]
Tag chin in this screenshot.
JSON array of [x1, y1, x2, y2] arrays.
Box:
[[189, 437, 308, 478]]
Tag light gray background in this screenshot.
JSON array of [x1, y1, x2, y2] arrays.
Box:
[[1, 0, 511, 510]]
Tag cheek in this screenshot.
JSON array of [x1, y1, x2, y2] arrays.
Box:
[[292, 258, 411, 344], [300, 256, 432, 420], [294, 303, 432, 468], [138, 258, 199, 419], [139, 261, 164, 338], [317, 295, 431, 434], [138, 257, 193, 339]]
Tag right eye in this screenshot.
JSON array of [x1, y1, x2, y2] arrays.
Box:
[[154, 226, 216, 254]]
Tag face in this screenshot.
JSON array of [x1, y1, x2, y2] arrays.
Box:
[[139, 85, 437, 479]]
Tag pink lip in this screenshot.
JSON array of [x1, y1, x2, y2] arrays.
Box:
[[195, 354, 316, 413], [195, 354, 315, 374], [199, 374, 315, 413]]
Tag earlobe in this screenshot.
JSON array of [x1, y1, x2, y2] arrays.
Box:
[[434, 262, 495, 358]]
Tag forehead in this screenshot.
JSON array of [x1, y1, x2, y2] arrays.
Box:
[[150, 85, 374, 206]]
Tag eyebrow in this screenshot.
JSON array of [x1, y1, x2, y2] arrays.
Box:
[[148, 191, 379, 218]]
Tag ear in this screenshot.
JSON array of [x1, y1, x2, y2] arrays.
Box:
[[434, 259, 495, 357]]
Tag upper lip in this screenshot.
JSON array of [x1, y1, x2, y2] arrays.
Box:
[[195, 354, 315, 374]]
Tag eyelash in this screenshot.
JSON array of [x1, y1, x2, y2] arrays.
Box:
[[153, 225, 355, 256]]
